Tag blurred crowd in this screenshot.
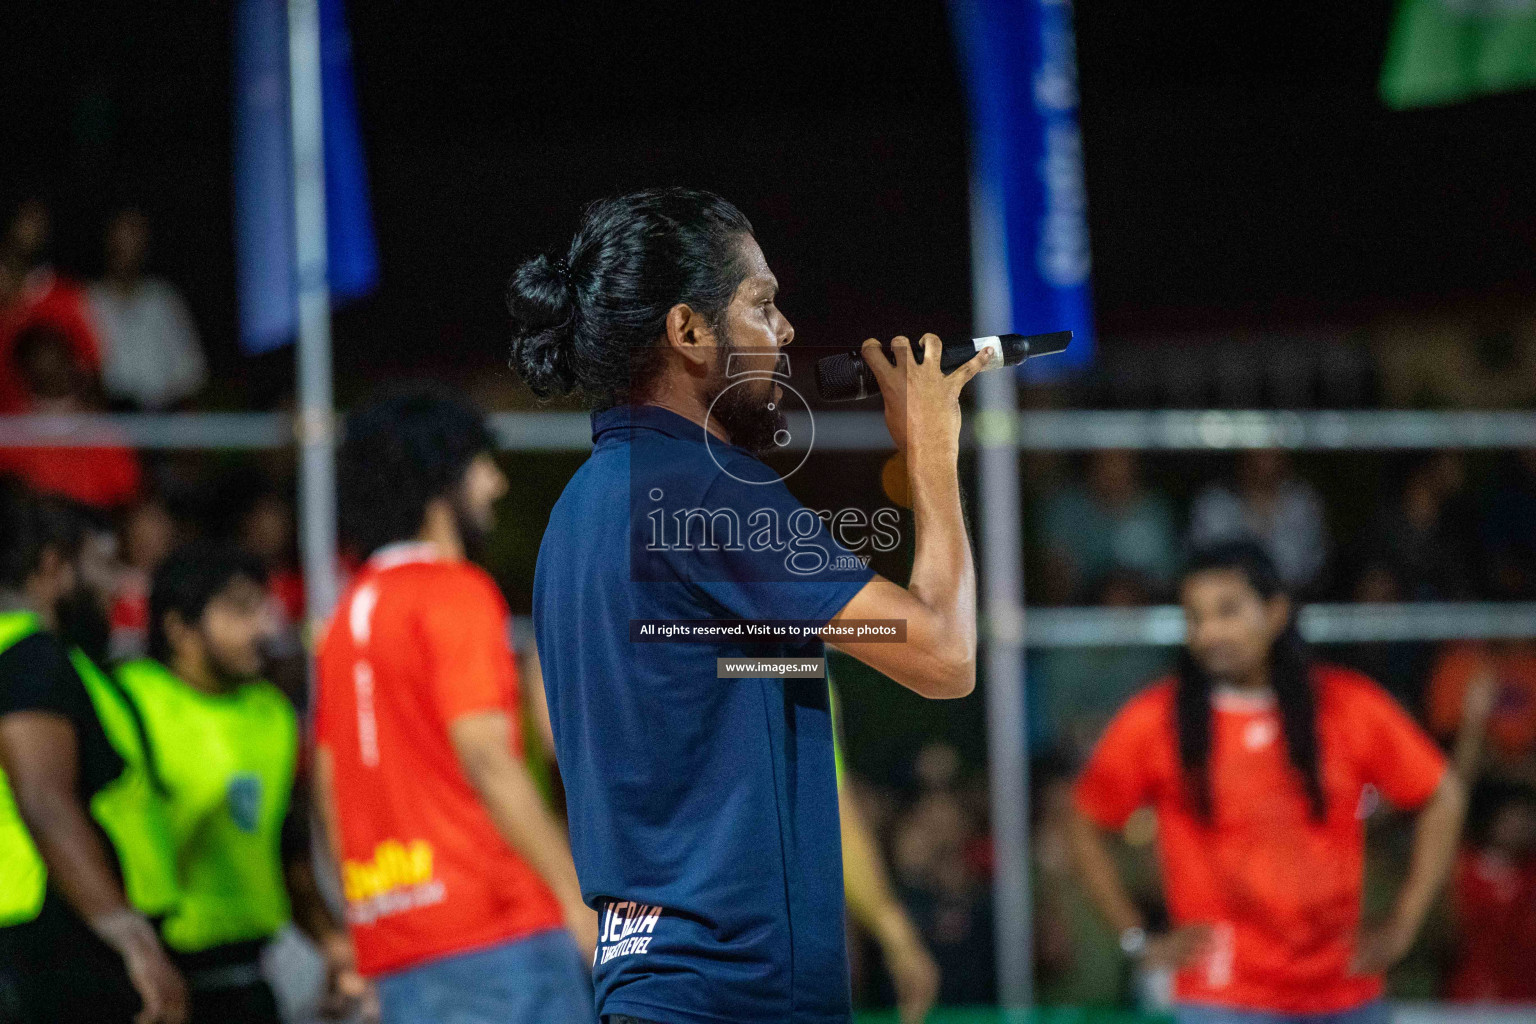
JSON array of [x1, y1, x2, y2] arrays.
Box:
[[6, 194, 1536, 1014]]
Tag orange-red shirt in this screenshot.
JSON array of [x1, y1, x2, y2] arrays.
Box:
[[1427, 641, 1536, 763], [1075, 665, 1446, 1014], [315, 543, 564, 976]]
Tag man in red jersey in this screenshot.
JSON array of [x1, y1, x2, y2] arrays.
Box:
[[315, 392, 595, 1024], [1069, 541, 1466, 1024]]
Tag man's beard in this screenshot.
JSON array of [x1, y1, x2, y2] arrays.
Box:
[[207, 648, 264, 690], [453, 494, 492, 563], [707, 338, 786, 454]]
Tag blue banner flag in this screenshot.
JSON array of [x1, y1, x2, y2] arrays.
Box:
[[950, 0, 1095, 376], [233, 0, 379, 355]]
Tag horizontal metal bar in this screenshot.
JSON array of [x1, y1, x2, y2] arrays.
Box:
[[1023, 602, 1536, 647], [0, 413, 291, 449], [1, 409, 1533, 452], [487, 411, 590, 451], [1010, 410, 1536, 451]]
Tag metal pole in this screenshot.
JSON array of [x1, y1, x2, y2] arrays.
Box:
[[287, 0, 339, 631], [970, 175, 1033, 1008]]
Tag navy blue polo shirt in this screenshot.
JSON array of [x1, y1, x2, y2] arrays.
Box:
[[533, 404, 875, 1024]]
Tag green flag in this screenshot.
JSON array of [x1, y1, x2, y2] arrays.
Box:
[[1380, 0, 1536, 109]]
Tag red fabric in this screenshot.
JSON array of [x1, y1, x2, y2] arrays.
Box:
[[1075, 665, 1446, 1014], [315, 551, 563, 976], [0, 272, 102, 412], [267, 568, 307, 625], [0, 438, 141, 509], [1446, 848, 1536, 1002]]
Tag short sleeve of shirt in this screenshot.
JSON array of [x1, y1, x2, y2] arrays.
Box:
[[1074, 688, 1165, 830], [683, 472, 874, 626], [418, 571, 519, 726], [0, 632, 124, 799], [0, 632, 89, 721], [1342, 675, 1446, 810]]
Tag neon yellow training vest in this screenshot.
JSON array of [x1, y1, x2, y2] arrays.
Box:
[[114, 658, 298, 953], [0, 610, 180, 926]]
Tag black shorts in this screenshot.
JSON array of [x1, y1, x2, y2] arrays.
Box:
[[0, 896, 141, 1024], [174, 941, 279, 1024]]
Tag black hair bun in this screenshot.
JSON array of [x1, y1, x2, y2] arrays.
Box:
[[507, 252, 578, 397]]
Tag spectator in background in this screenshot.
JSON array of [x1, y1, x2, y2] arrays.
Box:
[[1038, 450, 1178, 604], [0, 323, 141, 510], [236, 489, 306, 626], [1445, 781, 1536, 1002], [107, 498, 178, 662], [1188, 450, 1327, 595], [1358, 452, 1475, 603], [1428, 641, 1536, 781], [1481, 449, 1536, 600], [0, 198, 103, 412], [86, 209, 207, 411], [890, 743, 996, 1006]]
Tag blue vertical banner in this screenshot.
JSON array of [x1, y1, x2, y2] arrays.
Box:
[[233, 0, 379, 355], [950, 0, 1095, 376]]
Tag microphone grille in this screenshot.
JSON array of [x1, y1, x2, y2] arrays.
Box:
[[814, 352, 869, 402]]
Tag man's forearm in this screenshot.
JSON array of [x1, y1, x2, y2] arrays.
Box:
[[1067, 810, 1143, 936], [285, 854, 341, 945], [905, 443, 977, 657], [1390, 773, 1466, 935], [18, 784, 135, 924], [466, 752, 584, 910]]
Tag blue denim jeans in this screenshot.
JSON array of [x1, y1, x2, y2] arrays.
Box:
[[376, 929, 595, 1024], [1174, 1001, 1391, 1024]]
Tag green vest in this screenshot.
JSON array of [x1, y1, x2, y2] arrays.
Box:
[[114, 658, 297, 953], [0, 610, 179, 926]]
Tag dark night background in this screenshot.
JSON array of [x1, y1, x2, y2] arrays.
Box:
[[5, 0, 1534, 406]]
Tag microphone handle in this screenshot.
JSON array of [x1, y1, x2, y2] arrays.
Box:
[[937, 335, 1018, 373]]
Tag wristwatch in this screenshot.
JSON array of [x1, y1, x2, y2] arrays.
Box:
[[1119, 925, 1148, 958]]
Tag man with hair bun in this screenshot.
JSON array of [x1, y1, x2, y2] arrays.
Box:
[[511, 188, 992, 1024]]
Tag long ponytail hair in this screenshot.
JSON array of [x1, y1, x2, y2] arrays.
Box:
[[1176, 540, 1326, 822]]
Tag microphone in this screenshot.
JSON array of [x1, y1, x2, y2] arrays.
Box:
[[813, 331, 1072, 402]]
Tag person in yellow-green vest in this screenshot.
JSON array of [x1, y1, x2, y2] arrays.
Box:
[[119, 542, 360, 1024], [0, 482, 187, 1024]]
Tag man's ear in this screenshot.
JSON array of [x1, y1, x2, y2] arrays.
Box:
[[32, 546, 75, 598], [1266, 594, 1292, 638], [664, 302, 717, 369], [162, 609, 195, 660]]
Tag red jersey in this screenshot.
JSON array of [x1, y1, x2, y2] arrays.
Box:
[[1075, 665, 1446, 1014], [315, 543, 564, 976], [1446, 847, 1536, 1002]]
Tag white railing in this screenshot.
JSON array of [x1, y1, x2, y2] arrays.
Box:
[[5, 409, 1533, 648], [5, 408, 1534, 452]]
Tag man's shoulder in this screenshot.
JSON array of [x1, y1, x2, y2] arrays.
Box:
[[1312, 662, 1393, 707], [388, 560, 506, 614], [0, 630, 77, 715], [1127, 676, 1177, 715], [1105, 677, 1177, 738], [324, 560, 505, 644]]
